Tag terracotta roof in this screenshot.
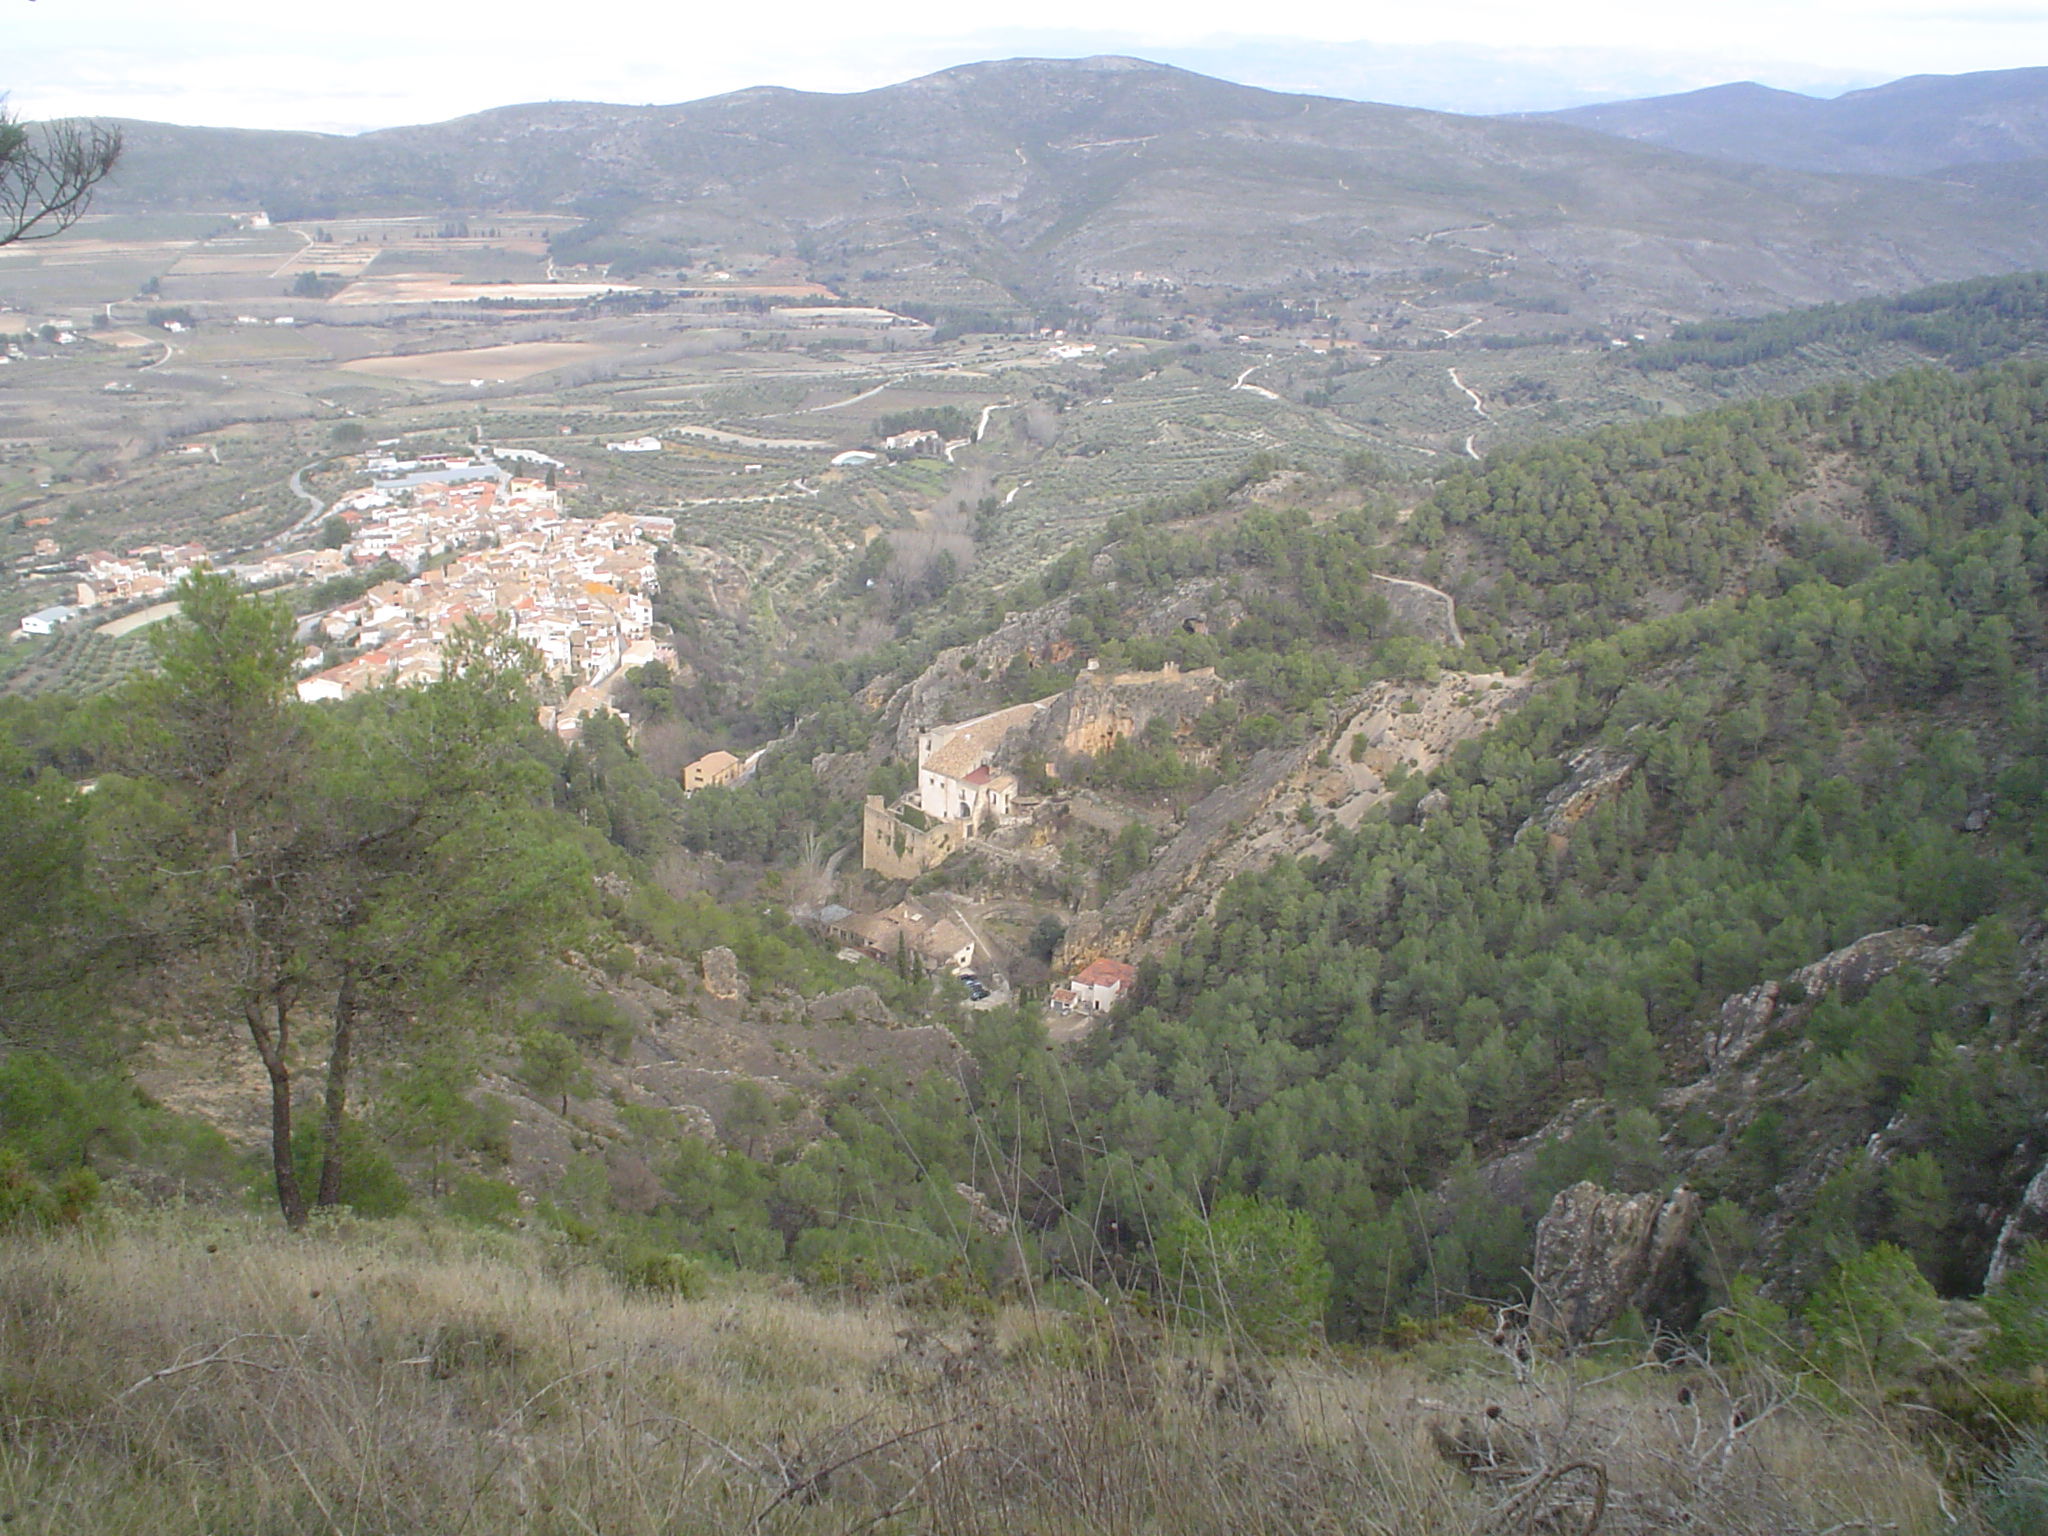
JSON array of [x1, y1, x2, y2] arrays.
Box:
[[1074, 958, 1137, 990], [921, 699, 1043, 779]]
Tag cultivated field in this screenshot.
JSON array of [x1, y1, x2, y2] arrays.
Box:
[[338, 340, 621, 382]]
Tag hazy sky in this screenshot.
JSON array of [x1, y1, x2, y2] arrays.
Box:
[[9, 1, 2045, 132]]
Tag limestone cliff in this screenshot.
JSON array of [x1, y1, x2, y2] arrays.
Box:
[[1058, 669, 1528, 969], [1529, 1182, 1701, 1345]]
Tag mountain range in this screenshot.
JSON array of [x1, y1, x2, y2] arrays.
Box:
[[92, 57, 2048, 324], [1533, 65, 2048, 178]]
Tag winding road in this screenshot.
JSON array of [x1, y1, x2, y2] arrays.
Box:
[[801, 380, 892, 414], [1231, 363, 1282, 402], [274, 459, 331, 545], [975, 401, 1017, 441], [1448, 368, 1489, 460], [1447, 367, 1489, 419]]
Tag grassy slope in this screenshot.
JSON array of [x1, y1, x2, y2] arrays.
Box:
[[0, 1211, 1947, 1536]]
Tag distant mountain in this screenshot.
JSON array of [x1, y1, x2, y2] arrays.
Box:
[[91, 57, 2048, 322], [1530, 67, 2048, 178]]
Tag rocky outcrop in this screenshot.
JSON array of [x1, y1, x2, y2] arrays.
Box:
[[700, 946, 746, 1003], [1519, 746, 1639, 849], [1326, 672, 1528, 834], [1030, 662, 1227, 762], [1059, 670, 1531, 965], [954, 1181, 1013, 1236], [1703, 925, 1960, 1070], [1529, 1182, 1700, 1345], [1057, 739, 1311, 966], [1987, 1158, 2048, 1287], [888, 599, 1078, 760], [883, 581, 1247, 762], [805, 985, 895, 1028]]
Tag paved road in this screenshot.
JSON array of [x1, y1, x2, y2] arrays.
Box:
[[274, 458, 333, 547]]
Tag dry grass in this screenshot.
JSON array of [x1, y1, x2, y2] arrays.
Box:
[[0, 1213, 1962, 1535]]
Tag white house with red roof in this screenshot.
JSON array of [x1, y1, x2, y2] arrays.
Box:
[[1062, 956, 1137, 1015]]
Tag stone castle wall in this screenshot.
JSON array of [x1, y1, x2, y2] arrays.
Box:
[[862, 795, 963, 880]]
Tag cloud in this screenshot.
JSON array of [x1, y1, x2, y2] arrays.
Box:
[[1883, 6, 2048, 18]]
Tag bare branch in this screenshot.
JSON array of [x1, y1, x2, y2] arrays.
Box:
[[110, 1332, 303, 1403], [0, 107, 123, 247]]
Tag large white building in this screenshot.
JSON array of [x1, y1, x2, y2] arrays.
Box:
[[915, 699, 1045, 827]]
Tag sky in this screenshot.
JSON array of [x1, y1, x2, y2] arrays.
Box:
[[8, 1, 2048, 133]]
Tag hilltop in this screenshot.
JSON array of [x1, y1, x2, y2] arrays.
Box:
[[92, 57, 2048, 327]]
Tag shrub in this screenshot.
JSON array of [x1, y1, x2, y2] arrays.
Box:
[[286, 1119, 411, 1218], [615, 1248, 710, 1299], [1979, 1429, 2048, 1536], [1803, 1242, 1942, 1398], [0, 1150, 100, 1230], [0, 1052, 137, 1170], [1986, 1242, 2048, 1372], [445, 1174, 523, 1228], [1155, 1193, 1331, 1349]]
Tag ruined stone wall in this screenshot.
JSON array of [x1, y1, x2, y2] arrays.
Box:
[[861, 796, 963, 880]]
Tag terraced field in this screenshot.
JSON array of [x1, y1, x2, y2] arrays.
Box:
[[6, 205, 1946, 699], [970, 362, 1367, 579], [0, 622, 153, 696]]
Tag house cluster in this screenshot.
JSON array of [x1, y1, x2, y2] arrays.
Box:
[[21, 538, 331, 637], [223, 546, 352, 590], [881, 428, 944, 459], [296, 473, 669, 707], [824, 901, 976, 974], [74, 541, 211, 608], [327, 473, 565, 573]]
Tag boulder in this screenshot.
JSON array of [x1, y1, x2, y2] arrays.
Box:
[[1787, 924, 1946, 1000], [1529, 1181, 1700, 1345], [700, 946, 746, 1003], [1707, 981, 1780, 1070]]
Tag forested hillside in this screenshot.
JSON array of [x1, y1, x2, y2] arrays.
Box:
[[8, 348, 2048, 1535], [1623, 270, 2048, 389], [1040, 364, 2048, 1335], [9, 362, 2048, 1304]]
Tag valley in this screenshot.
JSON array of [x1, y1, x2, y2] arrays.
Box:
[[6, 54, 2048, 1536]]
